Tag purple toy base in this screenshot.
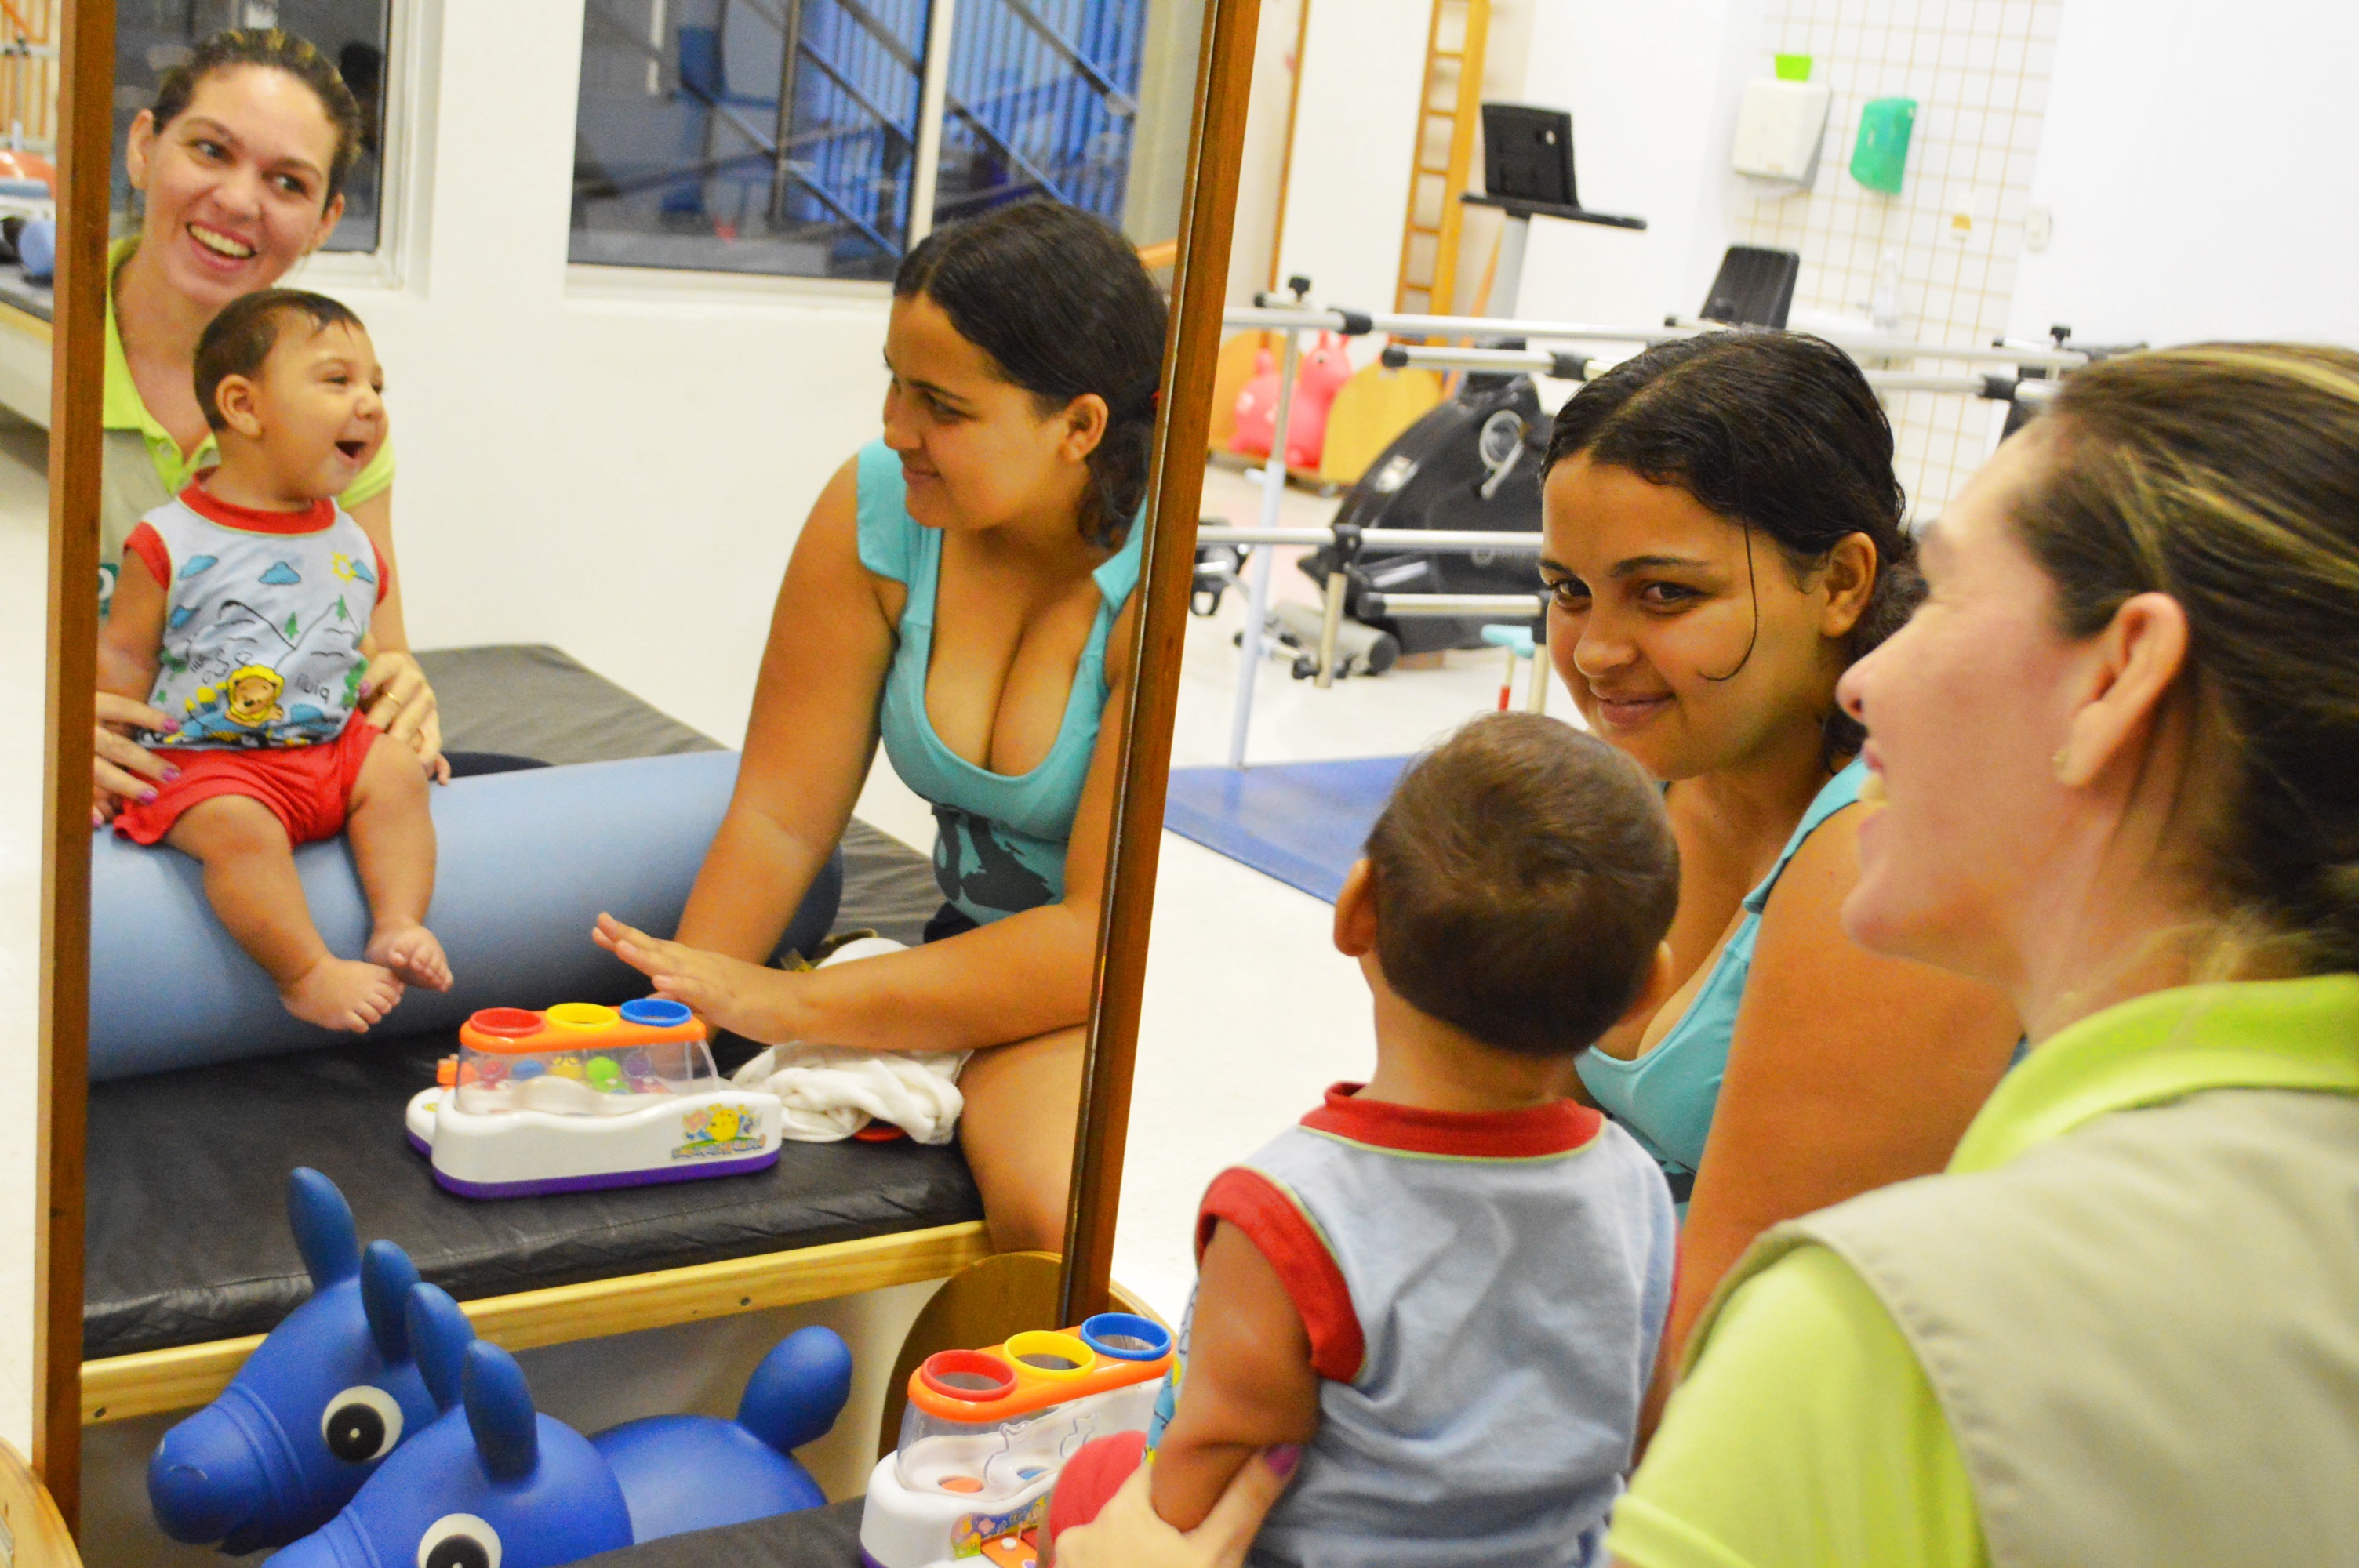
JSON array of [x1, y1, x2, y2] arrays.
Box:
[[402, 1132, 780, 1199], [861, 1552, 889, 1568]]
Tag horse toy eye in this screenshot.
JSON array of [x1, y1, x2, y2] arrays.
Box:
[[321, 1385, 405, 1464], [416, 1513, 501, 1568]]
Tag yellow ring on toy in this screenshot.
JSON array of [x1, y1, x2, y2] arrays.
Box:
[[544, 1002, 620, 1029], [1004, 1330, 1094, 1381]]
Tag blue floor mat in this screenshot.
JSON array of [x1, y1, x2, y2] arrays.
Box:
[[1162, 757, 1412, 903]]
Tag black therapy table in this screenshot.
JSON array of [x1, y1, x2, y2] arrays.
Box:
[[82, 646, 985, 1422]]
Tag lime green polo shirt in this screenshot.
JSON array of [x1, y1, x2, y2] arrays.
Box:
[[103, 238, 395, 514], [1608, 975, 2359, 1568]]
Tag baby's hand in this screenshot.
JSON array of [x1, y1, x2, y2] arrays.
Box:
[[594, 913, 799, 1042]]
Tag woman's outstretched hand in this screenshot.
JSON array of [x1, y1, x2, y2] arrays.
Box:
[[1052, 1446, 1297, 1568], [93, 691, 179, 825], [359, 650, 451, 783], [594, 913, 801, 1043]]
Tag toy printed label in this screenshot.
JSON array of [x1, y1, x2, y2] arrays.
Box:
[[672, 1104, 765, 1160], [951, 1498, 1045, 1558]]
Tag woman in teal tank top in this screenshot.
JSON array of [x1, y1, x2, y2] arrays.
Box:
[[1532, 333, 2023, 1392], [594, 204, 1167, 1250]]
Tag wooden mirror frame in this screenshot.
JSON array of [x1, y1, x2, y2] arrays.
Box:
[[1059, 0, 1261, 1323], [32, 0, 1260, 1530]]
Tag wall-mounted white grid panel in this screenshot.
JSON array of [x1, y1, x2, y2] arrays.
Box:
[[1734, 0, 2063, 517]]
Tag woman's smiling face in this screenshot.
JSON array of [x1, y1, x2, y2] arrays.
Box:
[[1540, 452, 1861, 781], [880, 291, 1097, 536], [125, 65, 345, 313]]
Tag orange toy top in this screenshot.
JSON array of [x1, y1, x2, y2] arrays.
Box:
[[907, 1318, 1174, 1425], [457, 1000, 706, 1057]]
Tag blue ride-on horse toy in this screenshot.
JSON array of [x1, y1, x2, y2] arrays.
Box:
[[148, 1169, 441, 1552], [266, 1281, 852, 1566]]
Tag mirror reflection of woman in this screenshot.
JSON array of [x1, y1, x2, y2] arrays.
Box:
[[599, 203, 1165, 1250], [95, 30, 442, 820]]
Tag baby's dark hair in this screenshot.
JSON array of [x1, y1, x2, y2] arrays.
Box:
[[1364, 713, 1679, 1057], [194, 288, 366, 431]]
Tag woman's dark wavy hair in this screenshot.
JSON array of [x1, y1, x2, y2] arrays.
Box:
[[1543, 331, 1921, 764], [151, 30, 368, 204], [895, 201, 1167, 547]]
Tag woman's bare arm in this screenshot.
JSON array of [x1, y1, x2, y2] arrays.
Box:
[[1641, 805, 2019, 1433], [94, 556, 173, 822], [671, 457, 897, 964], [601, 577, 1140, 1054], [1150, 1222, 1323, 1532]]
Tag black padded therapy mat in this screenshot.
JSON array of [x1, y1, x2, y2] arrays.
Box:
[[575, 1499, 867, 1568], [85, 645, 975, 1361]]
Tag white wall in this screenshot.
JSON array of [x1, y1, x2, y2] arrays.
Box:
[[1270, 0, 1430, 314], [1512, 0, 1761, 336], [317, 0, 894, 751], [2009, 0, 2359, 350], [1265, 0, 1760, 335]]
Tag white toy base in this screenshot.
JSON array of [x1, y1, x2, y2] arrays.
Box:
[[405, 1083, 783, 1198]]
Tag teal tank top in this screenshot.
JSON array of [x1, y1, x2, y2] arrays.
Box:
[[1576, 758, 1869, 1190], [856, 441, 1144, 927]]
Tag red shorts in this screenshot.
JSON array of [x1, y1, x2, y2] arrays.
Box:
[[112, 720, 384, 848]]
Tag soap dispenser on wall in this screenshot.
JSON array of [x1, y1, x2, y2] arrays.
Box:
[[1732, 53, 1831, 190]]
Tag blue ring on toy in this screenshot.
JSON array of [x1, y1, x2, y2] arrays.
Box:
[[619, 997, 695, 1028], [1079, 1313, 1171, 1362]]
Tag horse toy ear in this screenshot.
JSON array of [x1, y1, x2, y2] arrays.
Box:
[[288, 1169, 361, 1290], [737, 1327, 853, 1454], [358, 1243, 418, 1363], [404, 1283, 474, 1413], [461, 1343, 540, 1483]]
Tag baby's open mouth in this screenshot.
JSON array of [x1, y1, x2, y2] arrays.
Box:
[[336, 439, 366, 460]]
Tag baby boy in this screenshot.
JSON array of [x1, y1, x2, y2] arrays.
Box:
[[1054, 713, 1682, 1566], [99, 289, 448, 1031]]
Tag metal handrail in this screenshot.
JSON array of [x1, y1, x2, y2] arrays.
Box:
[[1223, 303, 2092, 370]]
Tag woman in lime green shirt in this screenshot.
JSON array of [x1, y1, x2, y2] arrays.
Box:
[[1055, 343, 2359, 1568], [93, 29, 441, 820]]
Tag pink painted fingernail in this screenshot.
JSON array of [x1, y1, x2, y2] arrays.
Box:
[[158, 718, 180, 733], [139, 788, 159, 804], [1265, 1444, 1302, 1480], [164, 765, 183, 780]]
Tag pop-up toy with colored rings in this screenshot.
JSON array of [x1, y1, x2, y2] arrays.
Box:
[[858, 1313, 1175, 1568], [403, 999, 785, 1198]]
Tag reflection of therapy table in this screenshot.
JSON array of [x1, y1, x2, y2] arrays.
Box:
[[82, 646, 986, 1425], [0, 260, 53, 427]]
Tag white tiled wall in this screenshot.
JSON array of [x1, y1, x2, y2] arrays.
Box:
[[1730, 0, 2065, 516]]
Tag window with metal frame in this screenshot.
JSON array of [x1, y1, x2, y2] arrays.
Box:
[[112, 1, 394, 256], [571, 0, 1156, 283]]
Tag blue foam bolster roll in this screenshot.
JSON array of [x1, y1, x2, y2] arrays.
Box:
[[89, 751, 841, 1081]]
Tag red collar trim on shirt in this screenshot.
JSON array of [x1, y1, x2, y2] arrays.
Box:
[[1300, 1083, 1604, 1160], [180, 478, 336, 535]]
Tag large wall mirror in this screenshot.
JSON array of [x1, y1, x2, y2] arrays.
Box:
[[20, 0, 1258, 1555]]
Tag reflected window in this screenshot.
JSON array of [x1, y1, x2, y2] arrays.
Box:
[[113, 2, 394, 255], [572, 0, 1164, 282]]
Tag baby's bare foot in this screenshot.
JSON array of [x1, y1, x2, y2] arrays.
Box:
[[367, 922, 453, 992], [282, 956, 405, 1033]]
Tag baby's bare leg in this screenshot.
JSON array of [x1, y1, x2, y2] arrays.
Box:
[[165, 797, 404, 1032], [347, 732, 450, 991]]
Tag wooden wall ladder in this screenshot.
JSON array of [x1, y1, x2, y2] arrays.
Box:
[[1394, 0, 1492, 317]]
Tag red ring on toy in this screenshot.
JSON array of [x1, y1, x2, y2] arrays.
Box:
[[467, 1007, 543, 1038], [919, 1351, 1018, 1403]]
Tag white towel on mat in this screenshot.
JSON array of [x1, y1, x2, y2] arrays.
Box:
[[729, 937, 969, 1145]]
